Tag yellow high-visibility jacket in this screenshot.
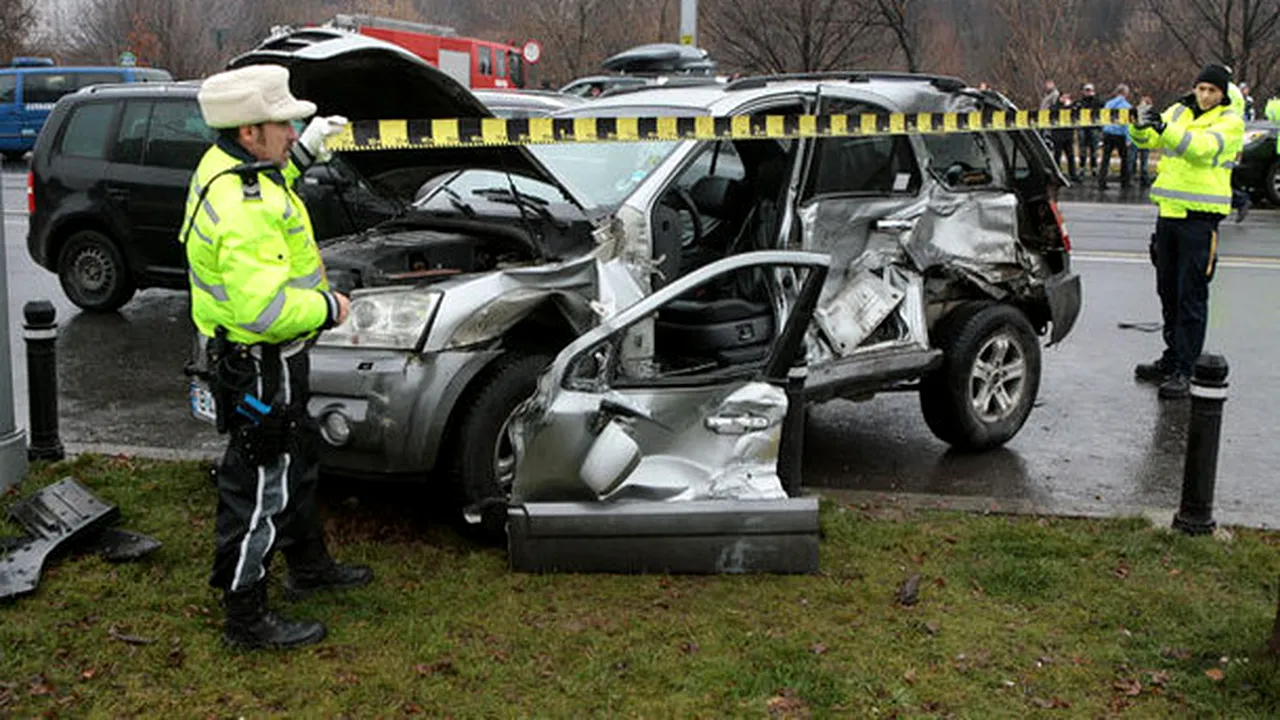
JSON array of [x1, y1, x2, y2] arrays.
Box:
[[1267, 97, 1280, 151], [181, 140, 336, 345], [1130, 96, 1244, 218]]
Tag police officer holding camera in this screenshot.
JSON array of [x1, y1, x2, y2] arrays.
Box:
[[1129, 63, 1244, 399], [182, 65, 372, 650]]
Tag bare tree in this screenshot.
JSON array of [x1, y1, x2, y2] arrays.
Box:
[[476, 0, 677, 84], [0, 0, 36, 63], [1142, 0, 1280, 95], [869, 0, 924, 72], [702, 0, 884, 73]]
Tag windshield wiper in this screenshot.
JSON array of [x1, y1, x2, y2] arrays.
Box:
[[471, 187, 551, 205], [470, 187, 565, 227], [438, 185, 478, 218]]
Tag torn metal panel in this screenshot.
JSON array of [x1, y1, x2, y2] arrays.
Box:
[[1, 478, 119, 600], [507, 497, 820, 574], [903, 187, 1021, 273], [814, 269, 906, 356]]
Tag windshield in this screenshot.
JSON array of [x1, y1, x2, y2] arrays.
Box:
[[530, 141, 678, 208], [531, 103, 705, 207]]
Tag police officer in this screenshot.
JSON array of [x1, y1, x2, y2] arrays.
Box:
[[1267, 88, 1280, 143], [1130, 63, 1244, 399], [182, 65, 372, 649]]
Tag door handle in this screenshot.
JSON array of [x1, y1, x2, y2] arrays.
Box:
[[705, 413, 772, 435], [874, 218, 916, 232], [105, 187, 129, 204]]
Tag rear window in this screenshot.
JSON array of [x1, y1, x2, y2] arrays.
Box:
[[58, 102, 117, 159], [75, 71, 125, 90], [143, 100, 214, 169]]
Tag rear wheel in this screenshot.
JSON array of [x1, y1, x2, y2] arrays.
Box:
[[919, 303, 1041, 451], [57, 230, 135, 312], [1265, 160, 1280, 207], [448, 353, 552, 542]]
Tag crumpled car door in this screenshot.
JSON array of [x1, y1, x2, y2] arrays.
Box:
[[791, 90, 934, 362], [509, 250, 830, 504]]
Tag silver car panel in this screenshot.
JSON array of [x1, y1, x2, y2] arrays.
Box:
[[511, 251, 828, 504]]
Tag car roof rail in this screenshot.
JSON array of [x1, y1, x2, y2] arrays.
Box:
[[597, 76, 724, 98], [725, 71, 968, 93]]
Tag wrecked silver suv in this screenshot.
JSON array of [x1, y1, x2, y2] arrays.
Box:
[[232, 31, 1080, 535]]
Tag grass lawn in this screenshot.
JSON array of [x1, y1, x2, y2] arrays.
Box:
[[3, 453, 1280, 718]]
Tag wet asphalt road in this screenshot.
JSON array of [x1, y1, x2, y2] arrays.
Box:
[[3, 167, 1279, 527]]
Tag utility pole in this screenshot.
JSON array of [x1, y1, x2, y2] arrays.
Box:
[[0, 175, 29, 491], [680, 0, 697, 46]]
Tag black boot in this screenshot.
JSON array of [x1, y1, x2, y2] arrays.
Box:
[[1134, 358, 1173, 384], [284, 559, 373, 601], [223, 582, 327, 650]]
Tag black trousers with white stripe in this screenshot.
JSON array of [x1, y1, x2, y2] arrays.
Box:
[[210, 347, 329, 592]]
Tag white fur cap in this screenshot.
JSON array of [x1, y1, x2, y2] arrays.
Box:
[[197, 65, 316, 129]]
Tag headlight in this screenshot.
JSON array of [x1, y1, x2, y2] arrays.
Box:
[[1244, 129, 1270, 146], [317, 289, 440, 350]]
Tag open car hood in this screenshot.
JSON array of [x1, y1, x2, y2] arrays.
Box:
[[229, 28, 581, 207]]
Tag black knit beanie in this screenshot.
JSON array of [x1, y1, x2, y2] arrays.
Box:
[[1195, 64, 1231, 94]]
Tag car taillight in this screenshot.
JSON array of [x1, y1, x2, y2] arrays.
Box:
[[1049, 200, 1071, 253], [26, 171, 34, 215]]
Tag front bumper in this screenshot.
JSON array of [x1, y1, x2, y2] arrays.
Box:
[[307, 346, 501, 477]]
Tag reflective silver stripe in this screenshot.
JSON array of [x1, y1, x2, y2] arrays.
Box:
[[202, 197, 220, 224], [282, 198, 294, 220], [1170, 106, 1187, 124], [241, 289, 286, 334], [1209, 131, 1225, 166], [190, 221, 213, 245], [1222, 161, 1238, 169], [1150, 187, 1231, 205], [286, 267, 323, 289], [287, 225, 306, 235], [1221, 109, 1240, 120], [1169, 130, 1193, 157], [189, 270, 229, 301]]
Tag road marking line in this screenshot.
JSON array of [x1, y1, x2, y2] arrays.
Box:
[[1073, 250, 1280, 269]]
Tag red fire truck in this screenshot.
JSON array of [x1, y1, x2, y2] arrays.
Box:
[[325, 14, 541, 90]]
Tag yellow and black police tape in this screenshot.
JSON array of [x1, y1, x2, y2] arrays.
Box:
[[327, 107, 1135, 151]]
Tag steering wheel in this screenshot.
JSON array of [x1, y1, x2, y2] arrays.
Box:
[[663, 187, 705, 248]]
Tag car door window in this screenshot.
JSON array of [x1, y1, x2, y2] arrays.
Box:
[[23, 73, 74, 105], [113, 100, 151, 164], [805, 101, 920, 198], [144, 101, 215, 170], [58, 102, 117, 159], [478, 47, 493, 76], [0, 75, 16, 104], [922, 132, 1002, 189]]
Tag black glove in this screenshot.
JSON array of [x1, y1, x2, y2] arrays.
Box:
[[1134, 105, 1165, 134]]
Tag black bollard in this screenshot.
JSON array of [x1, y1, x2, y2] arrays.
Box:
[[1172, 354, 1228, 536], [24, 300, 63, 462], [777, 362, 807, 498]]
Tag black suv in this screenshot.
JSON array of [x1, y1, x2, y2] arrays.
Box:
[[26, 82, 398, 311]]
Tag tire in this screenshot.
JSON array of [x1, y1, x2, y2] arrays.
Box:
[[57, 230, 135, 312], [1265, 160, 1280, 207], [919, 302, 1041, 452], [447, 353, 553, 541]]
